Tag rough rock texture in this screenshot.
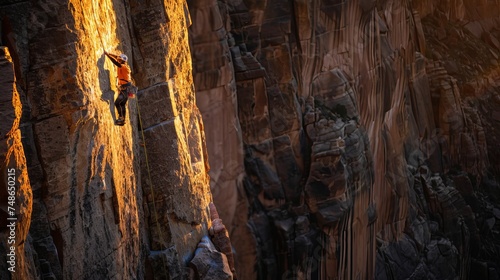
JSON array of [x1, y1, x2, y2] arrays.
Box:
[[0, 46, 35, 280], [208, 202, 236, 278], [190, 236, 233, 280], [1, 0, 211, 279], [188, 0, 500, 279], [131, 0, 212, 277], [187, 0, 256, 278]]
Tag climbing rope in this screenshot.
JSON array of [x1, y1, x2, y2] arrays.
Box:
[[136, 97, 171, 256]]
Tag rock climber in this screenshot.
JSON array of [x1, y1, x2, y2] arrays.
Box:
[[104, 51, 134, 126]]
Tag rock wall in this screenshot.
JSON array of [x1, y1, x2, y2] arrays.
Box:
[[189, 0, 500, 279], [187, 0, 256, 278], [0, 0, 212, 279], [2, 0, 500, 279], [131, 0, 213, 277], [0, 46, 35, 280]]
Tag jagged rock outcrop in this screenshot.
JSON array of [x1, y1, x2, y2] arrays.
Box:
[[208, 202, 236, 278], [190, 236, 233, 280]]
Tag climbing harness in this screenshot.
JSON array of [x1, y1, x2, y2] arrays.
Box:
[[120, 82, 137, 98]]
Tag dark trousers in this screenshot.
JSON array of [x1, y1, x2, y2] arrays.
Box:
[[115, 90, 128, 118]]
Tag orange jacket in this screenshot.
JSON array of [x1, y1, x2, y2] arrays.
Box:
[[117, 64, 131, 85]]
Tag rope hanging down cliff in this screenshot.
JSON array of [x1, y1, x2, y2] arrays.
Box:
[[136, 98, 171, 258], [117, 1, 171, 272]]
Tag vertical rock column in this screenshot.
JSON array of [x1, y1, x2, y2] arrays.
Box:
[[226, 1, 308, 277], [130, 0, 212, 278], [187, 0, 257, 277], [188, 0, 244, 237], [0, 47, 35, 280]]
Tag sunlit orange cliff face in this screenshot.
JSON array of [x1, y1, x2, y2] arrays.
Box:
[[1, 0, 500, 279], [1, 0, 211, 279]]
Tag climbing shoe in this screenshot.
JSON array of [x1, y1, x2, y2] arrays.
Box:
[[115, 117, 125, 126]]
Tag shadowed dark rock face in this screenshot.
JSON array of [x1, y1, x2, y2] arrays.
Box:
[[189, 0, 500, 279]]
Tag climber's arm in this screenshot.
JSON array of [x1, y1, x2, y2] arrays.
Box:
[[104, 51, 122, 68]]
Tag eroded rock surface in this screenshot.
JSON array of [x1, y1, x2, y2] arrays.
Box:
[[190, 236, 233, 280], [188, 0, 500, 279]]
